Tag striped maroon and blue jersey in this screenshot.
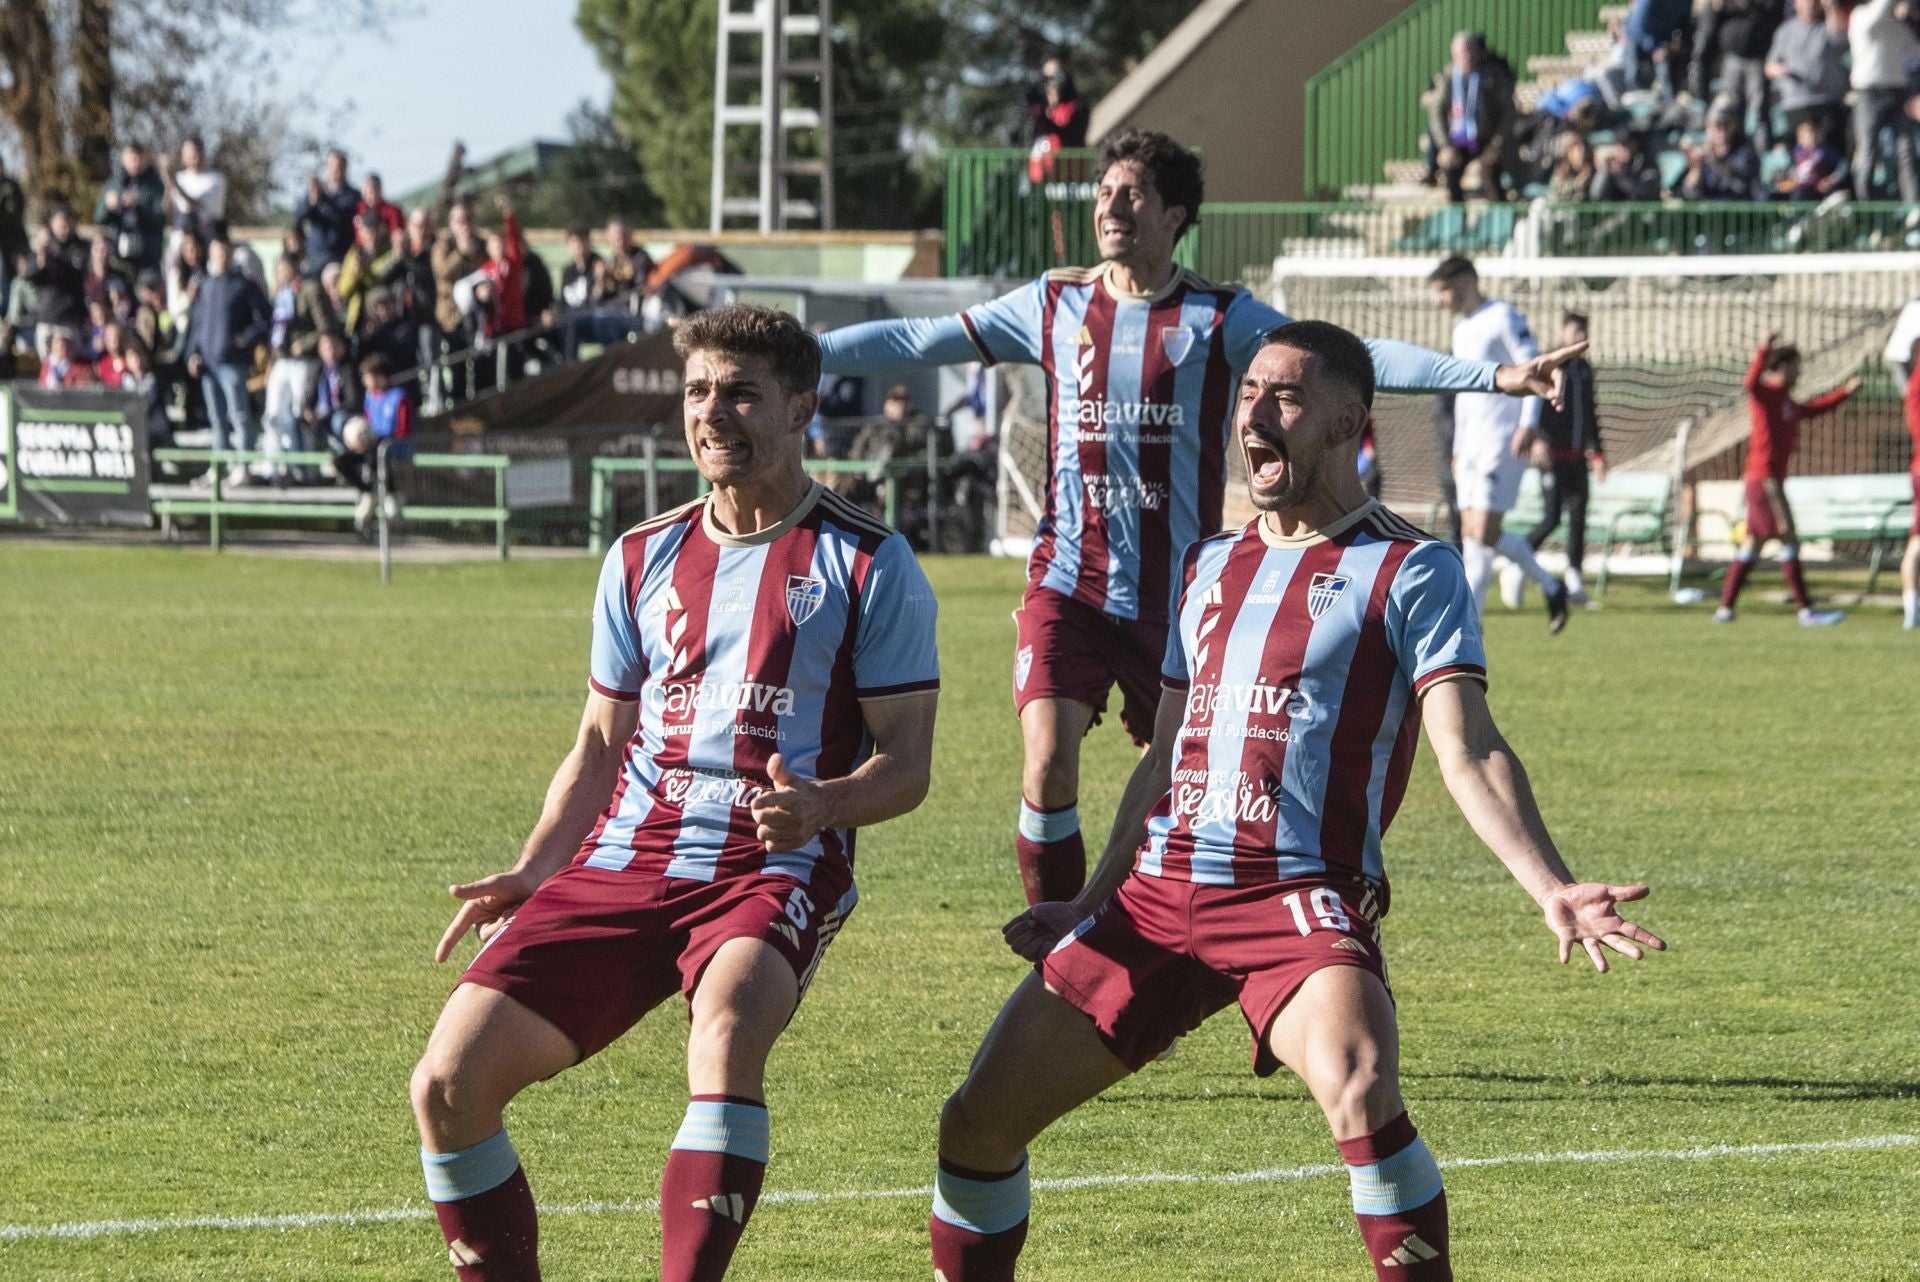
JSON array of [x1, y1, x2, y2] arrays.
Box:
[[581, 484, 939, 890], [1143, 502, 1486, 890]]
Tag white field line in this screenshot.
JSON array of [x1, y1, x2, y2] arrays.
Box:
[[3, 1133, 1912, 1243]]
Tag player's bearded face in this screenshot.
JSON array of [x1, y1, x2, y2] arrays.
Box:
[[682, 350, 809, 486], [1237, 345, 1349, 512]]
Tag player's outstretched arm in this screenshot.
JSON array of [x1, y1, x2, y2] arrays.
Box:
[[817, 316, 982, 375], [1420, 678, 1666, 973], [433, 691, 638, 962], [749, 691, 937, 852], [1004, 689, 1183, 961], [1493, 340, 1588, 411]]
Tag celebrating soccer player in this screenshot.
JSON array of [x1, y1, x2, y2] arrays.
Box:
[[1428, 255, 1573, 631], [927, 321, 1663, 1282], [818, 130, 1581, 908], [1714, 331, 1860, 626], [408, 306, 940, 1282]]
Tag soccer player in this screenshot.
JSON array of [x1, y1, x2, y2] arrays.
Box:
[[926, 320, 1663, 1282], [1516, 311, 1606, 606], [819, 131, 1581, 908], [408, 306, 940, 1282], [1428, 255, 1572, 632], [1902, 336, 1919, 631], [1713, 331, 1859, 626]]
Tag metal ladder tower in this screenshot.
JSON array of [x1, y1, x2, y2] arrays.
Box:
[[709, 0, 834, 232]]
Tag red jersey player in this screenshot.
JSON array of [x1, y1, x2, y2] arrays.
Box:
[[1714, 332, 1860, 626], [927, 320, 1663, 1282], [1904, 337, 1920, 631]]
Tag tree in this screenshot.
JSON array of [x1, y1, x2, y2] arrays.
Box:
[[511, 101, 664, 231], [0, 0, 399, 221], [575, 0, 1192, 231]]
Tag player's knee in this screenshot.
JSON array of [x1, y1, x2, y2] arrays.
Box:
[[1021, 743, 1077, 804], [1311, 1051, 1400, 1135], [409, 1051, 462, 1132], [939, 1084, 996, 1152]]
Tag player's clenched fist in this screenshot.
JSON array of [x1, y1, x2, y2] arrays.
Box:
[[1003, 901, 1085, 963], [751, 753, 832, 852]]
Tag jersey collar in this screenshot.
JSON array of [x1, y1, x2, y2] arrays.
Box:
[[1100, 260, 1187, 305], [701, 480, 824, 547], [1255, 499, 1379, 549]]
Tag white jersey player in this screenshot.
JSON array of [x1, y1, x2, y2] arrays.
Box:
[[1429, 256, 1571, 632]]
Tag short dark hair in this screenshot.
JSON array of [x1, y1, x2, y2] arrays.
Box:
[[1562, 311, 1589, 330], [1097, 129, 1204, 243], [1260, 319, 1376, 409], [359, 352, 392, 379], [673, 304, 821, 395], [1429, 255, 1477, 285], [1765, 344, 1801, 371]]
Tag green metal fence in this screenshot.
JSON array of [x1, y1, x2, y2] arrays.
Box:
[[1303, 0, 1609, 199]]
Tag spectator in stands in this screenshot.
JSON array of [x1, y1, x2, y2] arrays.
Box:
[[387, 206, 438, 330], [94, 144, 167, 276], [1776, 115, 1850, 197], [105, 275, 134, 324], [1422, 31, 1518, 202], [1026, 55, 1091, 157], [1625, 0, 1694, 101], [294, 149, 360, 276], [1523, 77, 1608, 183], [357, 172, 405, 238], [560, 225, 603, 319], [132, 269, 178, 377], [39, 326, 93, 388], [211, 218, 267, 295], [306, 327, 362, 449], [1849, 0, 1920, 202], [94, 321, 130, 387], [1677, 103, 1764, 199], [1692, 0, 1784, 150], [166, 231, 204, 323], [159, 137, 225, 244], [27, 208, 88, 359], [338, 210, 393, 336], [480, 195, 526, 343], [83, 234, 127, 310], [360, 286, 418, 386], [352, 351, 413, 498], [185, 236, 272, 483], [264, 251, 337, 466], [431, 198, 487, 357], [0, 155, 27, 312], [1549, 133, 1601, 202], [84, 297, 112, 360], [1766, 0, 1851, 150], [319, 260, 347, 327], [123, 336, 170, 451], [600, 216, 654, 306]]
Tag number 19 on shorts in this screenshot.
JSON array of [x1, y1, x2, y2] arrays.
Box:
[[1281, 888, 1352, 936]]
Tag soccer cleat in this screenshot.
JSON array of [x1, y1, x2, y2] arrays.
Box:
[[1797, 607, 1845, 627], [1711, 606, 1735, 624], [1498, 562, 1526, 610], [1545, 583, 1570, 635]]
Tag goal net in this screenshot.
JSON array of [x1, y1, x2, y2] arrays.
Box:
[[996, 253, 1920, 551]]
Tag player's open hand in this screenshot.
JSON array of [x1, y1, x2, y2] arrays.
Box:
[[1003, 900, 1085, 963], [435, 868, 541, 963], [1541, 882, 1666, 973], [751, 753, 831, 852], [1495, 341, 1588, 411]]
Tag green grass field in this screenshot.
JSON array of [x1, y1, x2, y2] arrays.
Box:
[[2, 541, 1916, 1281]]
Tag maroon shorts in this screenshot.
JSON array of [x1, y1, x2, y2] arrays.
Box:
[[460, 863, 854, 1060], [1012, 585, 1167, 746], [1911, 474, 1920, 537], [1744, 478, 1794, 543], [1041, 872, 1389, 1077]]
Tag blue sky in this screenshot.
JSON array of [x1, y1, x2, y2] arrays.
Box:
[[281, 0, 612, 198]]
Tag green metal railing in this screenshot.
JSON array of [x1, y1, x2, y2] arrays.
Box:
[[151, 448, 512, 557], [1303, 0, 1609, 199]]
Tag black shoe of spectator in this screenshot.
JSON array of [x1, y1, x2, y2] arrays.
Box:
[[1546, 582, 1570, 636]]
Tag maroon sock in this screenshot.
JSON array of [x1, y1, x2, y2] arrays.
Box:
[[1721, 557, 1756, 609], [1782, 555, 1812, 608], [432, 1166, 540, 1281], [1015, 799, 1084, 905], [1337, 1114, 1451, 1282], [930, 1159, 1029, 1282], [659, 1096, 769, 1282]]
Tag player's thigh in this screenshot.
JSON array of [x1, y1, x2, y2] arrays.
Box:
[[685, 936, 802, 1094], [1264, 966, 1403, 1130], [1018, 697, 1098, 791], [414, 982, 581, 1135], [942, 972, 1132, 1165]]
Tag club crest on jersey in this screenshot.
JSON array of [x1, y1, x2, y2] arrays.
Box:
[[1160, 325, 1197, 364], [1015, 644, 1034, 691], [1307, 572, 1350, 620], [785, 575, 827, 625]]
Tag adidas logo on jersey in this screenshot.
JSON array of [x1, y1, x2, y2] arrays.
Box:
[[1381, 1233, 1440, 1266], [694, 1192, 748, 1223], [1071, 325, 1094, 346]]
